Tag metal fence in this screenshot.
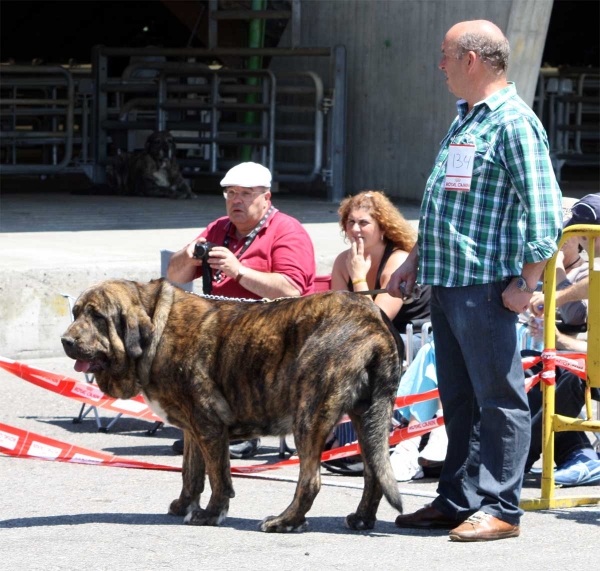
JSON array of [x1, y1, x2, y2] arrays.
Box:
[[0, 45, 346, 201]]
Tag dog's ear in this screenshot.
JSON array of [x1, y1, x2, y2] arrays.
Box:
[[121, 306, 154, 359], [144, 136, 152, 153]]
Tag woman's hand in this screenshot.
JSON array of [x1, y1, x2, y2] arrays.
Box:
[[345, 236, 371, 283]]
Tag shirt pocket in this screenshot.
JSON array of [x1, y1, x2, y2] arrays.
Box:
[[242, 257, 270, 273]]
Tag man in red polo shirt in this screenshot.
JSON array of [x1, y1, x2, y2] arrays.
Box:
[[167, 161, 316, 456]]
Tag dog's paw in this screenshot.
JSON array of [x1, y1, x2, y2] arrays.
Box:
[[184, 507, 227, 526], [168, 498, 198, 517], [259, 515, 309, 533], [344, 512, 376, 531]]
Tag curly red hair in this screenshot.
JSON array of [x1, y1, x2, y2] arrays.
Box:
[[338, 190, 416, 251]]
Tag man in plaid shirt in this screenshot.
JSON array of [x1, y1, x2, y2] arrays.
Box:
[[389, 20, 562, 541]]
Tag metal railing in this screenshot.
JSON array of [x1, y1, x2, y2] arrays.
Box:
[[93, 45, 345, 200], [0, 45, 347, 201], [0, 65, 75, 174], [97, 63, 277, 175], [536, 67, 600, 181]]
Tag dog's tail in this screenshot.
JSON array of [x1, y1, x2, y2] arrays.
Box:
[[359, 347, 404, 514]]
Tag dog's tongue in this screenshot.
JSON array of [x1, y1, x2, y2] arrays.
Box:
[[74, 360, 91, 373]]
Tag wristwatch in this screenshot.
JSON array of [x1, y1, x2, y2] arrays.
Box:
[[515, 276, 535, 294], [235, 265, 248, 283]]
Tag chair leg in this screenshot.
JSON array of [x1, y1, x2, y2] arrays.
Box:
[[278, 437, 295, 459], [72, 402, 87, 424], [146, 421, 164, 436]]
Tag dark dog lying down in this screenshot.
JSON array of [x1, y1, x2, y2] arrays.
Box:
[[61, 278, 403, 532], [109, 131, 195, 199]]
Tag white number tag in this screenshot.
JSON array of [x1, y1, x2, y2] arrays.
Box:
[[444, 143, 475, 192]]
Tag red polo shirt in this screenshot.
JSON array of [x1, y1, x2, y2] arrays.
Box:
[[193, 208, 316, 299]]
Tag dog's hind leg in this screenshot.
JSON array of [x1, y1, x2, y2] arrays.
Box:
[[169, 431, 206, 517], [345, 386, 403, 529], [259, 418, 332, 533], [184, 436, 235, 527], [344, 412, 384, 530]]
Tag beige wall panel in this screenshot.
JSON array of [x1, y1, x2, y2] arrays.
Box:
[[273, 0, 552, 201]]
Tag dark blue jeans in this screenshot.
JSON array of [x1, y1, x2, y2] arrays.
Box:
[[430, 281, 530, 526]]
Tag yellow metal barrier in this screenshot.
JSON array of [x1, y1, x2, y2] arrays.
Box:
[[521, 224, 600, 510]]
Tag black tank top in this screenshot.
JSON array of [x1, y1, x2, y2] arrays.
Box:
[[348, 242, 431, 334]]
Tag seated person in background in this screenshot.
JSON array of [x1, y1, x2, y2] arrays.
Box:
[[331, 190, 431, 356], [530, 192, 599, 328], [167, 161, 316, 458], [523, 328, 599, 487], [524, 195, 599, 485], [391, 341, 446, 482]]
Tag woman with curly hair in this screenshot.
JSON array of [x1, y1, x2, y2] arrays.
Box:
[[332, 190, 430, 342], [325, 191, 442, 481]]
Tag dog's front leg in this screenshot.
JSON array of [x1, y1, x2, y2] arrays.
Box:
[[168, 431, 205, 517], [184, 436, 234, 527]]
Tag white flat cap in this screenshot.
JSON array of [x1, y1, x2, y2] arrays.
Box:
[[220, 162, 272, 188]]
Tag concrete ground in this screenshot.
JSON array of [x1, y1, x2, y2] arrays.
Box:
[[1, 179, 598, 570], [0, 355, 598, 571]]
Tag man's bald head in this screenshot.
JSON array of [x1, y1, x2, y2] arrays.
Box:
[[447, 20, 510, 75]]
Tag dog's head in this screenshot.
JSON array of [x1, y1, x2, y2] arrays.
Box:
[[61, 280, 154, 399], [144, 130, 176, 161]]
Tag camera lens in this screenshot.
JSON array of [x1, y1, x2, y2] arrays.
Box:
[[194, 243, 210, 259]]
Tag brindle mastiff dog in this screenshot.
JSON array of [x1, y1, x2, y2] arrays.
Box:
[[61, 278, 404, 532], [109, 131, 195, 199]]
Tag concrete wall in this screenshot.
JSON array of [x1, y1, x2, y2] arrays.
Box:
[[273, 0, 553, 200]]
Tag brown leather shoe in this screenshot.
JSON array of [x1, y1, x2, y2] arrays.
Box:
[[395, 503, 463, 529], [449, 511, 520, 541]]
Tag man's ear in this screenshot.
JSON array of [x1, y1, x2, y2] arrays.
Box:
[[467, 50, 477, 70]]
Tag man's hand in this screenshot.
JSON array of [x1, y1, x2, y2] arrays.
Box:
[[502, 278, 534, 313], [186, 239, 205, 266], [167, 238, 205, 283], [387, 248, 419, 298], [207, 247, 242, 280]]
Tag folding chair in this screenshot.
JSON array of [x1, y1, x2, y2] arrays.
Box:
[[520, 223, 600, 510], [61, 293, 123, 432]]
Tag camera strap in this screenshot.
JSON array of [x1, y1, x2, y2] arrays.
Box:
[[214, 205, 274, 284]]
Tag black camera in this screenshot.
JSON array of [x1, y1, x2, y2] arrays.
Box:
[[193, 241, 219, 261]]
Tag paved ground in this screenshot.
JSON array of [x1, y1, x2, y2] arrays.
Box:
[[0, 355, 599, 571], [0, 179, 599, 570]]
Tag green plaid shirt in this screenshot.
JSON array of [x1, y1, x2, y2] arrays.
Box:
[[418, 83, 562, 287]]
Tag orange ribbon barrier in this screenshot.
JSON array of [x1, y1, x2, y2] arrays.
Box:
[[0, 356, 439, 427], [0, 418, 444, 473], [0, 357, 162, 422], [0, 351, 586, 474], [0, 421, 179, 472]]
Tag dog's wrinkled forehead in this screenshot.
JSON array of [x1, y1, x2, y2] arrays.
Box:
[[73, 281, 134, 317]]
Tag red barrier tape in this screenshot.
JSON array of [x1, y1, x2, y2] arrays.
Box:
[[0, 422, 178, 472], [0, 356, 438, 427], [0, 350, 587, 475], [0, 415, 446, 474], [0, 356, 162, 422]]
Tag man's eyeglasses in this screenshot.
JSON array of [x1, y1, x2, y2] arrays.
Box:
[[223, 189, 265, 201]]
